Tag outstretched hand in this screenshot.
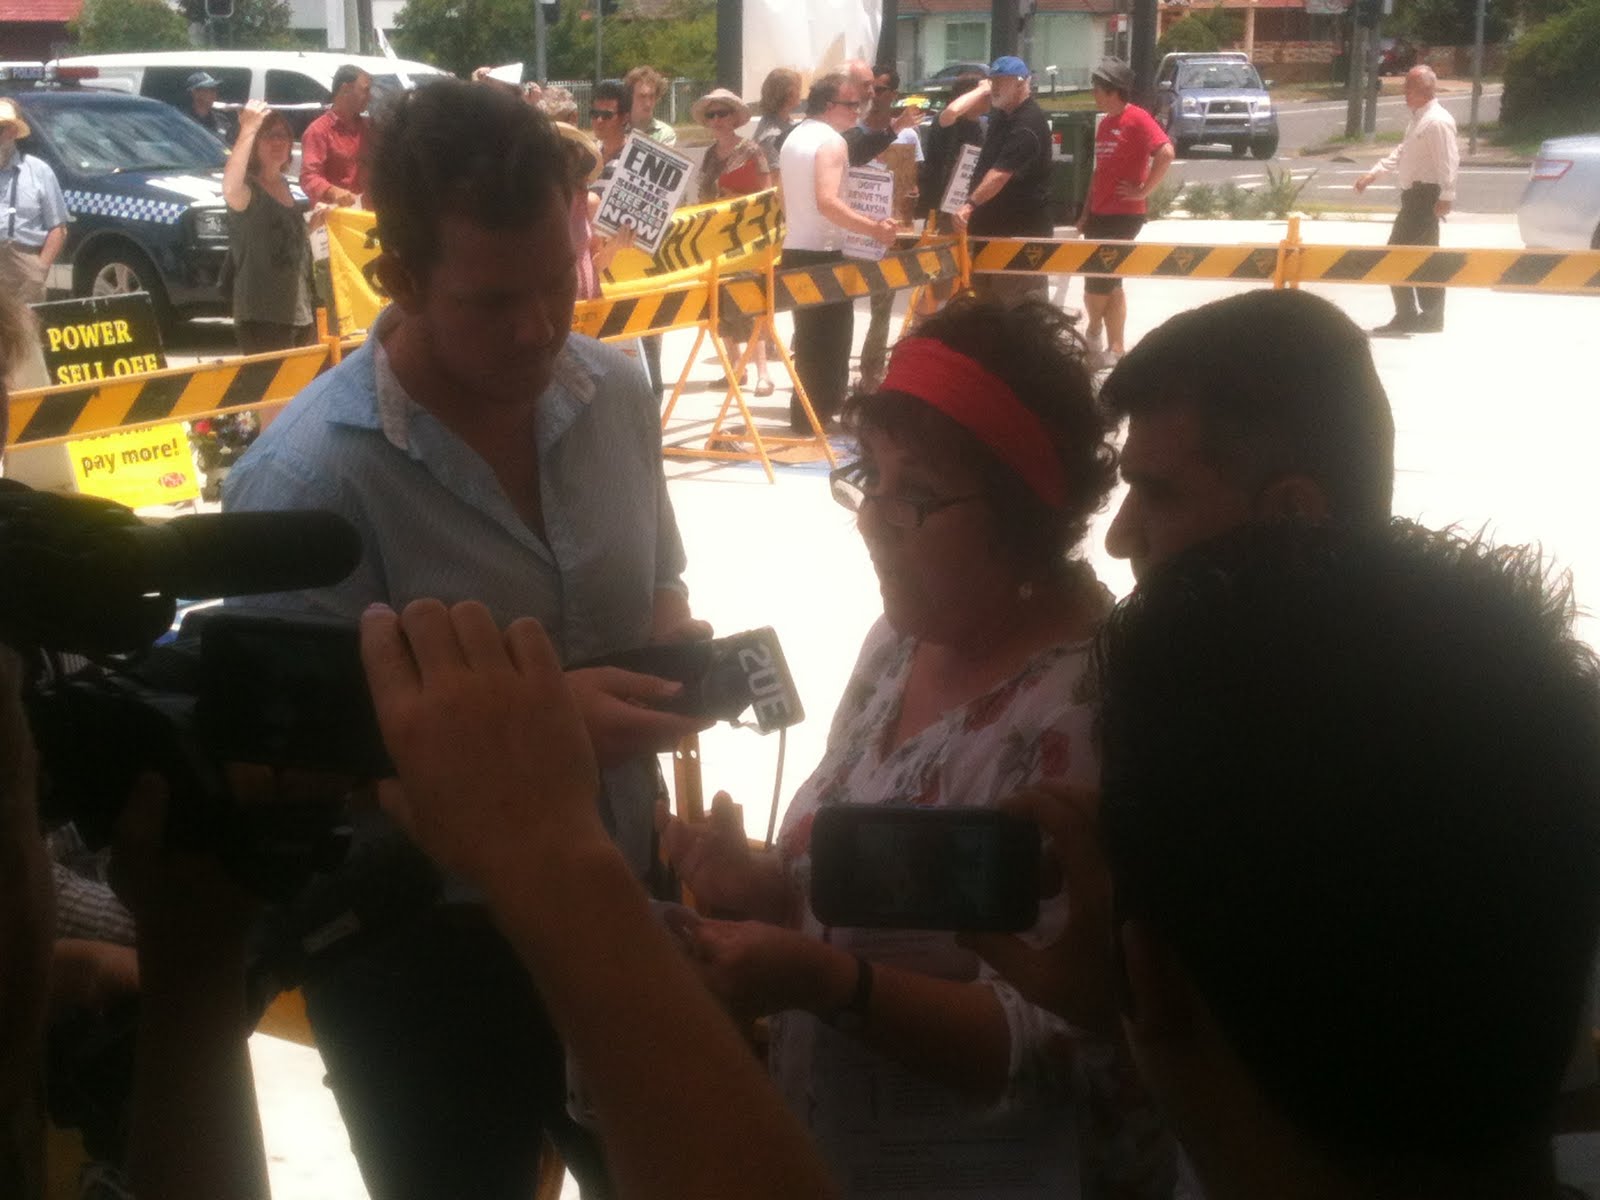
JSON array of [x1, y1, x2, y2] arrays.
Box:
[[960, 785, 1119, 1037], [360, 600, 605, 889]]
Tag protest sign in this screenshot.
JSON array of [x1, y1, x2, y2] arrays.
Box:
[[69, 421, 200, 509], [30, 293, 166, 387], [940, 143, 982, 215], [842, 166, 894, 262], [594, 134, 696, 257]]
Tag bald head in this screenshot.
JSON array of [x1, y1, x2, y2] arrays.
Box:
[[1404, 65, 1437, 109]]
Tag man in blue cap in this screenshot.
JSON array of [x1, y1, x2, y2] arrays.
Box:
[[952, 55, 1054, 306], [184, 71, 238, 145]]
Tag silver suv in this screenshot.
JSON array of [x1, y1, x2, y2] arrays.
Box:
[[1153, 52, 1279, 160]]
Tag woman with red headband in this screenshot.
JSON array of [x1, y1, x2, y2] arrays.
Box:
[[660, 300, 1172, 1198]]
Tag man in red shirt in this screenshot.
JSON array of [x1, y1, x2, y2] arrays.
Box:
[[1078, 58, 1173, 371], [300, 64, 372, 206]]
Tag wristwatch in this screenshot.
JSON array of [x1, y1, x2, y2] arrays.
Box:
[[825, 955, 874, 1034]]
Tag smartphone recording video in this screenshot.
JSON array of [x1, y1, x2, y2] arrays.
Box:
[[809, 806, 1040, 932]]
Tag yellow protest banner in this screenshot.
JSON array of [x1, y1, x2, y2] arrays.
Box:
[[323, 207, 386, 338], [320, 192, 786, 335], [68, 421, 201, 509], [601, 188, 785, 297]]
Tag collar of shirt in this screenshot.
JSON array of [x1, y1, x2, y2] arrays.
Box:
[[329, 110, 367, 135], [330, 305, 596, 457]]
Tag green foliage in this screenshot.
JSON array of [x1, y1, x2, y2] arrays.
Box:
[[393, 0, 715, 84], [1390, 0, 1508, 46], [1157, 6, 1244, 55], [177, 0, 296, 47], [1146, 175, 1183, 219], [1181, 181, 1218, 217], [69, 0, 189, 52], [1502, 0, 1600, 135], [1216, 180, 1259, 219], [1257, 165, 1315, 218]]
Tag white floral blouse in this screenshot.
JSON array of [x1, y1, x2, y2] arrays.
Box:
[[768, 616, 1175, 1200]]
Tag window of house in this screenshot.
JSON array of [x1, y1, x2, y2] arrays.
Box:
[[945, 21, 988, 65]]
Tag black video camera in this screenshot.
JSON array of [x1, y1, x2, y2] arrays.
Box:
[[2, 480, 368, 897]]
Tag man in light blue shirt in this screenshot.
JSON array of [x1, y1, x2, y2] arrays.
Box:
[[0, 100, 68, 306], [224, 79, 708, 1199]]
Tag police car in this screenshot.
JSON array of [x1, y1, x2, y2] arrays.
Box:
[[4, 65, 271, 333]]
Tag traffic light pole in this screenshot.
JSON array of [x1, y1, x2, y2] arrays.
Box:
[[1130, 0, 1157, 105], [716, 0, 741, 91], [534, 0, 548, 84], [595, 1, 604, 82]]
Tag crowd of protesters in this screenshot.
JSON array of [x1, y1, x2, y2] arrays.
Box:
[[6, 48, 1592, 1200]]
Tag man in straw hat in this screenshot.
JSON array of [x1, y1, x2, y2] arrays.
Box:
[[0, 99, 68, 307]]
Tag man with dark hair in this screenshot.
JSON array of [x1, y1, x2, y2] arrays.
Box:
[[299, 64, 371, 206], [1099, 288, 1394, 578], [1092, 519, 1600, 1200], [225, 79, 709, 1197], [779, 70, 898, 431], [953, 56, 1057, 308], [1077, 57, 1173, 370]]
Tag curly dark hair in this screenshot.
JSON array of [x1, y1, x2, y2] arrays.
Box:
[[369, 77, 570, 280], [841, 298, 1117, 574]]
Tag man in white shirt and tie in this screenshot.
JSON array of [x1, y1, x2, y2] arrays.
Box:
[[1355, 65, 1459, 336]]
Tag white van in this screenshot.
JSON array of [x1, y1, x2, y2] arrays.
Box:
[[53, 50, 447, 138]]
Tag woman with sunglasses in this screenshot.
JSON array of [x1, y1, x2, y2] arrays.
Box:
[[691, 87, 774, 395], [222, 99, 325, 353], [661, 300, 1173, 1198]]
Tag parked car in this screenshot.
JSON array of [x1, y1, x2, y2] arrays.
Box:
[[1377, 37, 1419, 77], [1152, 52, 1279, 160], [54, 50, 445, 139], [5, 77, 238, 332], [911, 61, 990, 92], [1517, 134, 1600, 250]]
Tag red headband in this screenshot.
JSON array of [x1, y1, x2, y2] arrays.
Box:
[[879, 337, 1068, 510]]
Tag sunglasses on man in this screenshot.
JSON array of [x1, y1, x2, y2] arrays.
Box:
[[592, 108, 620, 121]]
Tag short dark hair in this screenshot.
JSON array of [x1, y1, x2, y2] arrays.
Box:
[[1102, 290, 1394, 522], [592, 78, 627, 114], [331, 64, 367, 98], [370, 78, 570, 280], [873, 64, 900, 91], [842, 298, 1117, 574], [805, 72, 850, 117], [1097, 519, 1600, 1165]]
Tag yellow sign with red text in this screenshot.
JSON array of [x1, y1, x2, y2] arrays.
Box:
[[68, 422, 201, 509]]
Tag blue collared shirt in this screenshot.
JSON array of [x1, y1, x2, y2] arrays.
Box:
[[1, 153, 69, 248], [224, 310, 688, 874]]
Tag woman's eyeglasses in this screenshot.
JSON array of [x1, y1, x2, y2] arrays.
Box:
[[703, 109, 734, 120], [829, 464, 982, 530]]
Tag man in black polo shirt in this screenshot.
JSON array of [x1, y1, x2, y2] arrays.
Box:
[[954, 55, 1053, 307]]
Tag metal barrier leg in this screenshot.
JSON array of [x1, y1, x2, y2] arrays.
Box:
[[660, 325, 707, 430]]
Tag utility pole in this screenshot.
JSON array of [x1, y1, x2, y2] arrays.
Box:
[[1363, 11, 1380, 135], [1344, 1, 1367, 139], [595, 0, 604, 82], [1468, 0, 1486, 153], [990, 0, 1017, 60], [534, 0, 548, 84], [879, 0, 898, 71], [1130, 0, 1157, 105], [716, 0, 742, 90]]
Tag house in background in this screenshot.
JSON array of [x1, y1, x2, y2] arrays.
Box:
[[2, 0, 81, 61], [896, 0, 1122, 90], [894, 0, 1346, 89]]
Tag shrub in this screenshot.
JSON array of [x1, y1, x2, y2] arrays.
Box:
[[1502, 0, 1600, 135], [1217, 180, 1259, 219], [1146, 176, 1183, 220], [69, 0, 189, 51], [1257, 165, 1315, 218], [1157, 5, 1244, 55], [1181, 181, 1219, 217]]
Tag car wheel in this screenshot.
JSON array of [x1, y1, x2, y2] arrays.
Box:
[[80, 242, 175, 335], [1251, 134, 1280, 160], [1230, 140, 1249, 158]]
